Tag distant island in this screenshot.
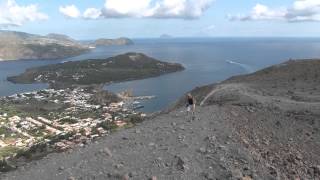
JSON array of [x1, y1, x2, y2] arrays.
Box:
[[160, 34, 173, 39], [8, 52, 184, 86], [90, 38, 134, 47], [0, 31, 135, 61]]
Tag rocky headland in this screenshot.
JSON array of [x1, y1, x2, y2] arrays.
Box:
[[0, 31, 89, 61], [0, 59, 319, 179]]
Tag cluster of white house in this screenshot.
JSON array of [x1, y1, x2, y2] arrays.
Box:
[[0, 88, 146, 155]]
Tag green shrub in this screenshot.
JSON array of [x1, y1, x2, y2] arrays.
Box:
[[128, 114, 144, 124], [97, 121, 118, 131]]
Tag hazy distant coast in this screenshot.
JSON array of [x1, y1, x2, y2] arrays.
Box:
[[0, 31, 134, 61], [90, 38, 134, 47]]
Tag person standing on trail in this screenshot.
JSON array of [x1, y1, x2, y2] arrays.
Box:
[[186, 93, 196, 116]]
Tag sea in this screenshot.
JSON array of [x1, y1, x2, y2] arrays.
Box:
[[1, 38, 320, 112]]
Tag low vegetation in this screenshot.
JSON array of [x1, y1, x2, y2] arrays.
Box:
[[7, 53, 184, 86]]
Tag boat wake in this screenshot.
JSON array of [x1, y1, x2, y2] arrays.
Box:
[[226, 60, 254, 73]]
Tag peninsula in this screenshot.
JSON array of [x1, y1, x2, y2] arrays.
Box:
[[7, 52, 184, 86]]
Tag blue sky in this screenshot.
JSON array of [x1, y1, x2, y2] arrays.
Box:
[[1, 0, 320, 39]]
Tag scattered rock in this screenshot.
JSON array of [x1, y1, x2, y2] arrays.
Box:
[[313, 165, 320, 175], [100, 147, 112, 157], [178, 135, 185, 142], [129, 171, 137, 177], [296, 153, 303, 161], [135, 129, 141, 134], [231, 111, 238, 117], [150, 176, 157, 180], [78, 143, 84, 147], [305, 132, 311, 136], [245, 106, 255, 113], [67, 176, 76, 180], [242, 176, 252, 180], [232, 169, 243, 179], [202, 172, 214, 180], [205, 136, 216, 143], [218, 145, 226, 150], [199, 147, 207, 153], [268, 165, 278, 176], [115, 164, 124, 169], [122, 174, 130, 180], [176, 156, 188, 171]]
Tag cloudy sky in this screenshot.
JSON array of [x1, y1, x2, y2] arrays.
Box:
[[0, 0, 320, 39]]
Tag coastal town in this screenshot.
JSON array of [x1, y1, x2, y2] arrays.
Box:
[[0, 87, 150, 161]]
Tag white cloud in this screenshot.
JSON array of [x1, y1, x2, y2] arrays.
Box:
[[0, 0, 48, 28], [230, 0, 320, 22], [287, 0, 320, 21], [102, 0, 152, 18], [230, 4, 286, 21], [146, 0, 213, 19], [203, 24, 215, 31], [59, 5, 81, 18], [83, 8, 102, 19], [60, 0, 214, 20]]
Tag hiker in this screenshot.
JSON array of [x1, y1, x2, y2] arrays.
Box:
[[186, 93, 196, 116]]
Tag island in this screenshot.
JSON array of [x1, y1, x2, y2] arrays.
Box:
[[90, 37, 134, 47], [160, 34, 173, 39], [7, 52, 185, 86]]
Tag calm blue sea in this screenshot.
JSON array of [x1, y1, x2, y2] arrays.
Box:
[[1, 38, 320, 112]]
